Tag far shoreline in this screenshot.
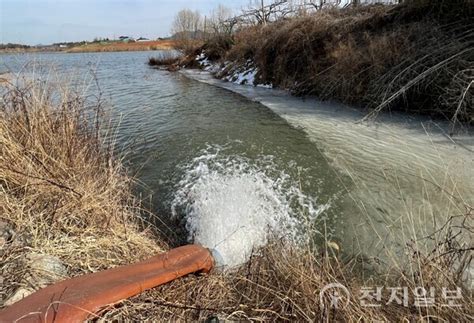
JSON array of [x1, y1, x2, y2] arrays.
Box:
[[0, 40, 176, 54]]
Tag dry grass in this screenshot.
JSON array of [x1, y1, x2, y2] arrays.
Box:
[[0, 75, 472, 321], [148, 52, 181, 67], [173, 38, 205, 56], [217, 2, 474, 123], [104, 225, 472, 321], [67, 40, 175, 53], [0, 76, 164, 307], [148, 50, 201, 71]]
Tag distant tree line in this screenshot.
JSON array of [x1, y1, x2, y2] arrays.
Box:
[[0, 43, 31, 50]]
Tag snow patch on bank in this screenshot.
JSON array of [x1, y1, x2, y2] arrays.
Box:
[[195, 52, 222, 74], [196, 53, 273, 89]]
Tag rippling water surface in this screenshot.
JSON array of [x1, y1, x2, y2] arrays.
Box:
[[2, 51, 472, 269]]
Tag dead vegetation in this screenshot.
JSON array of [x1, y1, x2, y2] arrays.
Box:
[[149, 48, 202, 70], [0, 77, 163, 307], [104, 216, 473, 321], [67, 40, 175, 53], [0, 73, 472, 320], [203, 1, 473, 123], [148, 52, 181, 69], [148, 55, 179, 67]]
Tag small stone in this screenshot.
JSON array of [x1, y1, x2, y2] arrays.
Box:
[[1, 253, 68, 307], [25, 253, 68, 288], [0, 221, 15, 253], [0, 221, 14, 243], [4, 287, 35, 306]]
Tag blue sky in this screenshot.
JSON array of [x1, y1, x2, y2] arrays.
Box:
[[1, 0, 248, 45]]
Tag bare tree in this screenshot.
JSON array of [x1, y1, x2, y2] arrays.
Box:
[[206, 0, 393, 32], [172, 9, 202, 38], [172, 9, 203, 53], [208, 4, 236, 35], [242, 0, 289, 25], [235, 0, 346, 26]]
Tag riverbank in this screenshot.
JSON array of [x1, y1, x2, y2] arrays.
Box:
[[1, 66, 472, 320], [0, 47, 63, 54], [67, 40, 175, 53], [0, 40, 175, 54], [161, 1, 473, 123]]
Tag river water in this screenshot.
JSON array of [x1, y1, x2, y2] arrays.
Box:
[[1, 51, 472, 269]]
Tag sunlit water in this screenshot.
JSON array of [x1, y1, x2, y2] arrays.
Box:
[[1, 51, 472, 270]]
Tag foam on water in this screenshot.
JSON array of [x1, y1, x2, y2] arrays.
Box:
[[171, 145, 329, 268]]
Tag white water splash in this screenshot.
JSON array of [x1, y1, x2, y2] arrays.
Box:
[[171, 145, 329, 268]]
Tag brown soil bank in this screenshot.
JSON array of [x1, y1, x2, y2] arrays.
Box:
[[204, 0, 473, 123]]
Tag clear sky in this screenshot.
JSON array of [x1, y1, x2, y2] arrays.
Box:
[[1, 0, 249, 45]]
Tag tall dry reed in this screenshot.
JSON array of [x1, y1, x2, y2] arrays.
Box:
[[0, 76, 163, 307]]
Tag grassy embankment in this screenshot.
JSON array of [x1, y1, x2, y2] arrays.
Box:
[[0, 40, 176, 54], [155, 1, 473, 124], [67, 40, 176, 53], [1, 76, 472, 320]]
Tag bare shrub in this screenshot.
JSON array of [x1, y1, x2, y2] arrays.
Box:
[[148, 51, 180, 66], [202, 34, 233, 61], [226, 25, 266, 61], [173, 38, 204, 56]]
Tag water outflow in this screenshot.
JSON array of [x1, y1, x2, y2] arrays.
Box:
[[171, 145, 330, 268]]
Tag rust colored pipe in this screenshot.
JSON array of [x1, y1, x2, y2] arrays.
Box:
[[0, 245, 213, 323]]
